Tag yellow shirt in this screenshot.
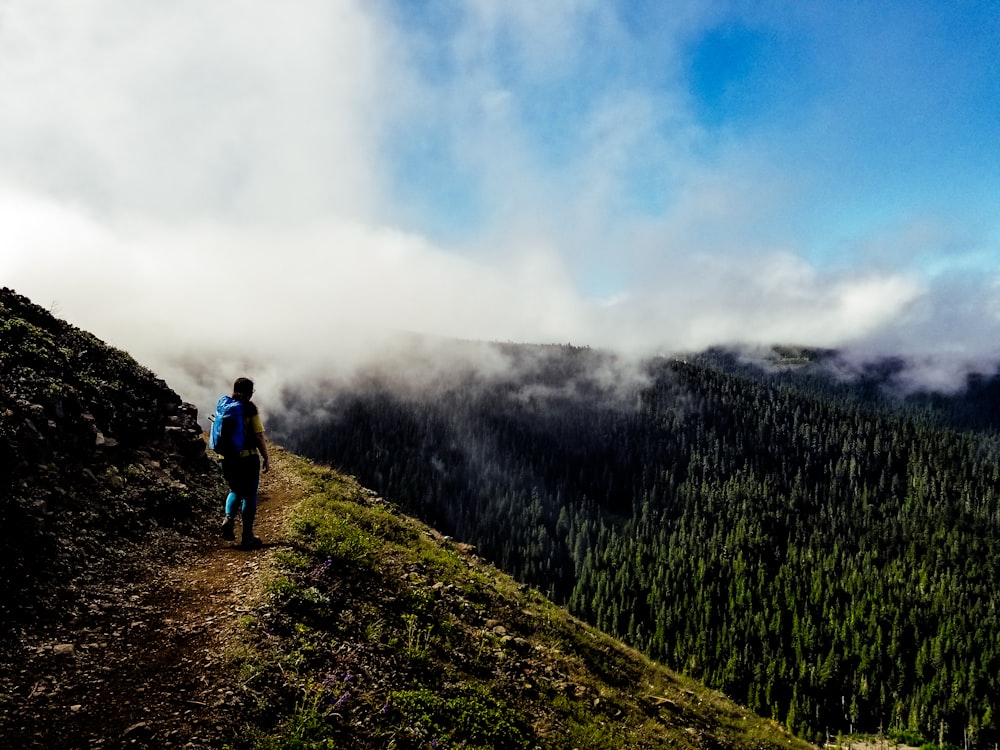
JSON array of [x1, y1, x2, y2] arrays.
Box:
[[240, 412, 264, 457]]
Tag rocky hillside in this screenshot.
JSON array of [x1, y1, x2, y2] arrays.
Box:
[[0, 287, 222, 635]]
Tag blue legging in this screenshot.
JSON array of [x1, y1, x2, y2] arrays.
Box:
[[223, 454, 261, 535]]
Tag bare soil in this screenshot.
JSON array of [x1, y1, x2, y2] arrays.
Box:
[[0, 449, 305, 749]]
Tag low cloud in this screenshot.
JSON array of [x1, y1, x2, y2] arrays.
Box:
[[2, 183, 949, 419]]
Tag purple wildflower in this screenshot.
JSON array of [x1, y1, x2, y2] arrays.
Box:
[[311, 556, 334, 580]]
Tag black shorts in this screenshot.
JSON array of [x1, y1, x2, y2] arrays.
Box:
[[221, 454, 261, 497]]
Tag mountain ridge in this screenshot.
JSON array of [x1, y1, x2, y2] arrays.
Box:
[[0, 289, 814, 748]]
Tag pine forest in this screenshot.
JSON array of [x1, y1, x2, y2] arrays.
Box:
[[271, 344, 1000, 746]]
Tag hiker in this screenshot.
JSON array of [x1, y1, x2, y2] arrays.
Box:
[[217, 377, 270, 549]]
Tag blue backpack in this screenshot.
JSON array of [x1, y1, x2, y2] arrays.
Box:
[[209, 395, 245, 457]]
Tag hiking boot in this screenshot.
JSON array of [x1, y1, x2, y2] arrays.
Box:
[[220, 517, 236, 541], [239, 535, 263, 550]]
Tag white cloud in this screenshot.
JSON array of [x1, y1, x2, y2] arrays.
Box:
[[0, 0, 393, 224]]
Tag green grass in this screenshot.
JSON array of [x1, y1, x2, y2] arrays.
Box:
[[228, 448, 816, 750]]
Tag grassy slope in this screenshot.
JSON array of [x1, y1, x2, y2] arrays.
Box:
[[228, 447, 815, 750]]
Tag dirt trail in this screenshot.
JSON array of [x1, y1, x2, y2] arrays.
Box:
[[0, 447, 306, 749]]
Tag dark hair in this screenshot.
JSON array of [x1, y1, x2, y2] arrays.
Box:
[[233, 377, 255, 399]]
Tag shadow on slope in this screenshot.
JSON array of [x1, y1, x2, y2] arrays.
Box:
[[0, 287, 224, 639]]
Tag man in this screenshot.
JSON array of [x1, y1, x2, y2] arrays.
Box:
[[220, 377, 270, 549]]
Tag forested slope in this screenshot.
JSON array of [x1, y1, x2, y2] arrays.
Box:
[[272, 343, 1000, 746]]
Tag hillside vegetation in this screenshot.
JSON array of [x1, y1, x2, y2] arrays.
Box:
[[236, 448, 812, 749], [273, 341, 1000, 747], [0, 290, 813, 747]]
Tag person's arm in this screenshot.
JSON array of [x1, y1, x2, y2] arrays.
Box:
[[255, 431, 270, 473], [248, 410, 270, 473]]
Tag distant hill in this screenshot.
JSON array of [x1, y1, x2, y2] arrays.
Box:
[[0, 288, 815, 748], [272, 338, 1000, 747], [690, 343, 1000, 432]]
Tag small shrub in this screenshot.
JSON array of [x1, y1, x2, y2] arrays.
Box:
[[267, 577, 303, 599], [253, 683, 339, 750], [890, 728, 929, 746], [388, 686, 532, 750], [399, 612, 434, 664], [291, 508, 378, 569], [313, 517, 378, 566], [274, 549, 313, 571]]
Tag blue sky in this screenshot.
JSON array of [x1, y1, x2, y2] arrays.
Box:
[[384, 0, 1000, 282], [1, 0, 999, 401]]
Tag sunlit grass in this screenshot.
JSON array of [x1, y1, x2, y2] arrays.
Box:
[[228, 447, 814, 750]]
